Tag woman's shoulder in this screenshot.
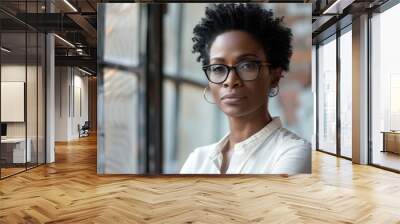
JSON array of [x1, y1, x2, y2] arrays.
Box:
[[180, 143, 218, 173], [274, 127, 311, 149], [180, 143, 217, 174], [190, 142, 219, 156], [269, 127, 312, 174], [190, 134, 229, 157]]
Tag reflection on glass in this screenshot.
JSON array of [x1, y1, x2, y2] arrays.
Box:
[[180, 4, 209, 83], [163, 80, 177, 173], [103, 68, 139, 173], [104, 3, 140, 66], [340, 29, 352, 158], [371, 3, 400, 171], [1, 32, 27, 177], [162, 80, 228, 173], [176, 84, 225, 171], [163, 4, 180, 76], [318, 36, 337, 154]]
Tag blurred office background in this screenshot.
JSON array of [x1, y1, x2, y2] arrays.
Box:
[[97, 3, 312, 174]]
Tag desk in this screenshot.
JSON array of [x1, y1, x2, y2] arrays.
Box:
[[381, 131, 400, 154], [1, 138, 31, 163]]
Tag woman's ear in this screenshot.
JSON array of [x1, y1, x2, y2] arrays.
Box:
[[269, 67, 283, 88]]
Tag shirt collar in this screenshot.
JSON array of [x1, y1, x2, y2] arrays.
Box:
[[209, 116, 282, 161]]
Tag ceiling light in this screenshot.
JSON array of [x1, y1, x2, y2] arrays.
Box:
[[63, 0, 78, 12], [78, 67, 93, 76], [322, 0, 354, 15], [54, 34, 75, 48], [1, 47, 11, 53], [76, 48, 85, 55]]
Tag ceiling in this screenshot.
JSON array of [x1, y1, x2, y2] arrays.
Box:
[[1, 0, 393, 74], [0, 0, 99, 74]]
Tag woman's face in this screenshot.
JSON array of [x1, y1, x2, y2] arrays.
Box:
[[207, 30, 281, 118]]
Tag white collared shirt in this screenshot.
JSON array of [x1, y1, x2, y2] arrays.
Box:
[[180, 117, 311, 174]]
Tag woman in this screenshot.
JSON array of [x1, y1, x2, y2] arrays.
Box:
[[180, 3, 311, 174]]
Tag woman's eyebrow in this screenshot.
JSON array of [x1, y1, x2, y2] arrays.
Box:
[[209, 56, 225, 62], [209, 54, 260, 64], [211, 54, 258, 60], [236, 54, 259, 60]]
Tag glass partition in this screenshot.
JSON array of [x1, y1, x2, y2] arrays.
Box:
[[317, 35, 337, 155], [370, 3, 400, 171], [103, 3, 140, 67], [103, 68, 139, 173], [0, 1, 46, 179], [1, 30, 28, 177], [339, 27, 352, 158], [27, 31, 38, 169]]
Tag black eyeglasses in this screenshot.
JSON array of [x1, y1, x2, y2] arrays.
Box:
[[202, 60, 271, 84]]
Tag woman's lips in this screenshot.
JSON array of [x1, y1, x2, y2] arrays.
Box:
[[221, 94, 246, 104]]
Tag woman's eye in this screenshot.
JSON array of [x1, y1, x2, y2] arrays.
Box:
[[239, 62, 257, 71], [210, 65, 226, 74]]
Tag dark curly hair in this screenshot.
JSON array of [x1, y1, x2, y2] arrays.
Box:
[[192, 3, 293, 71]]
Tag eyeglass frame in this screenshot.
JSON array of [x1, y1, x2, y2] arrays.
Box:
[[202, 60, 272, 84]]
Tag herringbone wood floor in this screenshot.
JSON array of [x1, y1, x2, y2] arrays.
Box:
[[1, 135, 400, 223]]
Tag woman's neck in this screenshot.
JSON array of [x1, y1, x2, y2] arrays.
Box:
[[227, 106, 272, 149]]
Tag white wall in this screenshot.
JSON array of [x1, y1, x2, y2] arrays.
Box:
[[72, 73, 89, 138], [1, 65, 32, 138], [55, 67, 89, 141], [1, 64, 46, 164], [55, 66, 69, 141]]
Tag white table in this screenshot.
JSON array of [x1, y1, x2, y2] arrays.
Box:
[[1, 138, 31, 163]]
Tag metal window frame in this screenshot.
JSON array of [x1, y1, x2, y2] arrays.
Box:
[[315, 21, 353, 161], [315, 33, 339, 157], [146, 4, 163, 174]]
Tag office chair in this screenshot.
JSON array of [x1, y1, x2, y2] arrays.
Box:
[[79, 121, 90, 138]]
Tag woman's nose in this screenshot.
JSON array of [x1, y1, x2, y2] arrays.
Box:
[[223, 68, 243, 88]]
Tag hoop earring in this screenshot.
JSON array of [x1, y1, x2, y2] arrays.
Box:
[[203, 86, 216, 104], [269, 86, 279, 97]]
